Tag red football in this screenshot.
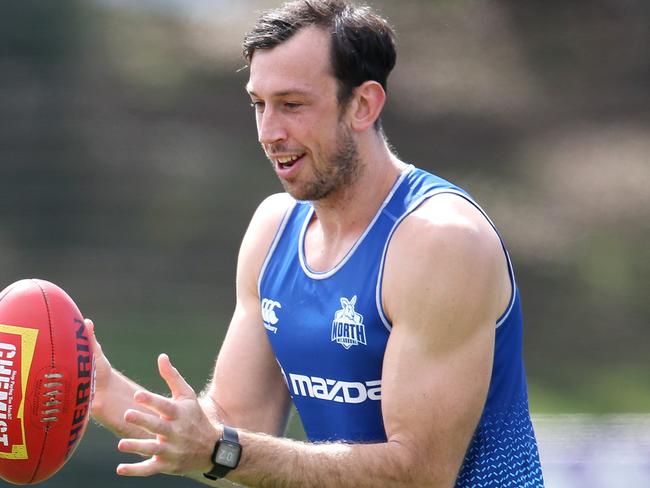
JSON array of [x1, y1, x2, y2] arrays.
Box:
[[0, 279, 94, 485]]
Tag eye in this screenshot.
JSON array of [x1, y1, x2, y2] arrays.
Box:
[[284, 102, 301, 110], [250, 101, 265, 112]]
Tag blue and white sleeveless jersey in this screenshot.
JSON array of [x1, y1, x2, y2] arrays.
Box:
[[258, 165, 544, 487]]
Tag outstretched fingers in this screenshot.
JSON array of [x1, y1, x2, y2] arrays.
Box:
[[117, 457, 164, 477], [124, 408, 171, 437], [157, 353, 196, 400], [117, 354, 210, 478], [118, 438, 164, 458]]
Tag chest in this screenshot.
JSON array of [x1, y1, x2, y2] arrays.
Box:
[[260, 257, 390, 381]]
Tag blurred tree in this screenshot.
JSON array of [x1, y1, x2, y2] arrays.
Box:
[[0, 0, 648, 417]]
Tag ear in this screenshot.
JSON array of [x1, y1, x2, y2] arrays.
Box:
[[348, 81, 386, 132]]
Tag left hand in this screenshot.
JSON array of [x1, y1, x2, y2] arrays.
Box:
[[116, 353, 220, 477]]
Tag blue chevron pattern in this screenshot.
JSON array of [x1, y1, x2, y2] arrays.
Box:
[[455, 400, 544, 487]]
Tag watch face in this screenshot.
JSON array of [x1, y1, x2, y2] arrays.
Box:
[[215, 441, 241, 469]]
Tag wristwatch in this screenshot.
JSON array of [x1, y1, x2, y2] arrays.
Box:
[[203, 425, 242, 480]]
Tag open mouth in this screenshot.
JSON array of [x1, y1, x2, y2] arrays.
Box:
[[276, 153, 305, 170]]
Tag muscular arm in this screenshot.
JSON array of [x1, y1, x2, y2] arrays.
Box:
[[216, 194, 508, 488], [91, 193, 294, 463], [118, 194, 510, 488], [377, 194, 509, 484], [200, 193, 295, 435]]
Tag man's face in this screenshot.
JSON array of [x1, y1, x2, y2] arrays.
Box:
[[246, 26, 361, 201]]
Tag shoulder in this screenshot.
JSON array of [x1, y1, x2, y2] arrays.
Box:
[[382, 192, 509, 331], [237, 192, 295, 294], [394, 192, 501, 261], [247, 192, 296, 236]]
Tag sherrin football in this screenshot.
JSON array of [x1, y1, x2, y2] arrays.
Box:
[[0, 279, 94, 484]]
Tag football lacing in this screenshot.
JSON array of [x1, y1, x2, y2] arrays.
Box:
[[40, 372, 64, 423]]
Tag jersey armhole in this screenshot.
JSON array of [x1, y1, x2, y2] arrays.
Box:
[[375, 189, 517, 332], [257, 200, 298, 297]]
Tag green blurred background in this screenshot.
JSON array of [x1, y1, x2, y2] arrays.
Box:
[[1, 0, 648, 486]]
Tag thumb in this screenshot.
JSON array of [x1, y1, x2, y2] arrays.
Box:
[[158, 353, 196, 400], [85, 318, 105, 359]]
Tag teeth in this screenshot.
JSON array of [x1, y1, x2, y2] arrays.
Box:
[[277, 155, 300, 164]]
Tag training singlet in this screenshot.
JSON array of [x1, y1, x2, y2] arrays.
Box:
[[258, 165, 544, 487]]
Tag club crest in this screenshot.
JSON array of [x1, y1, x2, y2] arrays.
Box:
[[331, 295, 366, 349]]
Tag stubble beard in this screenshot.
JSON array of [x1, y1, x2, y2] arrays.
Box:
[[280, 124, 361, 202]]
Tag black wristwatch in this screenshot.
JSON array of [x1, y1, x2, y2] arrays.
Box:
[[203, 425, 242, 480]]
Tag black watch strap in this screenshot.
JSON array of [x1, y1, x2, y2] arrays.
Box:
[[222, 425, 239, 443], [203, 426, 241, 481]]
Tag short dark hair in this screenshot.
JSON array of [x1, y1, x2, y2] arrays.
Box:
[[243, 0, 397, 129]]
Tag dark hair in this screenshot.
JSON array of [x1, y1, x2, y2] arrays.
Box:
[[243, 0, 397, 129]]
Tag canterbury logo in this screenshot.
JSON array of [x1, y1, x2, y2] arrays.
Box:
[[288, 373, 381, 404], [331, 295, 366, 349], [261, 298, 281, 334]]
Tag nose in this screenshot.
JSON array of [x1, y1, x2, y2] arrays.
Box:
[[257, 108, 288, 146]]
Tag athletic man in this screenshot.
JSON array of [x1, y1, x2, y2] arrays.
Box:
[[88, 1, 544, 486]]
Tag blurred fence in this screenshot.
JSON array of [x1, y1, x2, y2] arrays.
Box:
[[536, 415, 650, 487]]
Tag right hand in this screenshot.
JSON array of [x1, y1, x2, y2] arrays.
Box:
[[85, 318, 113, 416]]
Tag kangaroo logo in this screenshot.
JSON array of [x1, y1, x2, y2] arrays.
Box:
[[331, 295, 367, 349], [261, 298, 282, 333]]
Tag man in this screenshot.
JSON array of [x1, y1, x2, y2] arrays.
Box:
[[88, 1, 544, 486]]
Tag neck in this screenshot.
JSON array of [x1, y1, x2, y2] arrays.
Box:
[[311, 137, 406, 241]]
